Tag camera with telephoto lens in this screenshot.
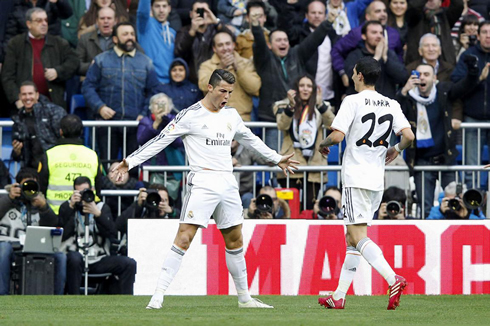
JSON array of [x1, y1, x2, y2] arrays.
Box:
[[386, 200, 402, 218], [145, 189, 162, 209], [20, 179, 40, 201], [463, 189, 484, 210], [318, 196, 338, 216], [12, 130, 29, 142], [254, 194, 273, 218], [75, 189, 95, 213], [448, 197, 462, 211]]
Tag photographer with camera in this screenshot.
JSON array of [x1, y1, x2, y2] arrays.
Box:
[[59, 176, 136, 295], [427, 181, 486, 220], [376, 186, 413, 220], [245, 186, 290, 219], [299, 186, 343, 220], [0, 168, 65, 295], [455, 14, 481, 61], [116, 184, 180, 237], [11, 81, 66, 169], [397, 50, 481, 218]]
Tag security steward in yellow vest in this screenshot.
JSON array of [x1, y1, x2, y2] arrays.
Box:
[[39, 115, 103, 214]]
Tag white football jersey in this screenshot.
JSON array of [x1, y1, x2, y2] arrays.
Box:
[[126, 102, 282, 172], [331, 90, 410, 191]]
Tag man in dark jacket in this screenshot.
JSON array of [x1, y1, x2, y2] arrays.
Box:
[[396, 57, 480, 218], [345, 21, 408, 99], [451, 20, 490, 187], [1, 7, 79, 110], [405, 0, 463, 65], [252, 14, 336, 151]]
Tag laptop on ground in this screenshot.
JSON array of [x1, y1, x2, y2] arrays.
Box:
[[22, 226, 63, 254]]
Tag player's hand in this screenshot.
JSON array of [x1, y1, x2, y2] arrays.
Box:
[[318, 144, 330, 156], [112, 159, 129, 182], [99, 106, 116, 120], [385, 146, 399, 165], [277, 153, 299, 175], [137, 188, 147, 207]]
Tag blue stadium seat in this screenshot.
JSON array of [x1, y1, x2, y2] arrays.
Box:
[[70, 94, 91, 146]]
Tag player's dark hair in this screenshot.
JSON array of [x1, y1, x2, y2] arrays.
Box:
[[246, 0, 266, 15], [291, 74, 317, 121], [361, 20, 383, 35], [382, 186, 406, 206], [19, 80, 38, 92], [355, 57, 381, 86], [73, 176, 92, 189], [212, 29, 236, 47], [16, 168, 39, 183], [60, 114, 84, 139], [208, 69, 235, 87], [478, 20, 490, 35]]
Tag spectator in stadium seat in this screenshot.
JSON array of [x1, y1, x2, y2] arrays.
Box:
[[82, 22, 161, 166], [344, 20, 408, 99], [387, 0, 408, 49], [235, 0, 269, 60], [252, 9, 336, 152], [59, 176, 137, 295], [174, 0, 226, 84], [450, 0, 484, 44], [0, 0, 15, 73], [137, 0, 177, 83], [451, 21, 490, 188], [427, 181, 486, 219], [331, 0, 403, 90], [405, 0, 463, 65], [2, 8, 79, 110], [159, 58, 201, 111], [39, 114, 103, 215], [298, 186, 344, 219], [273, 75, 335, 209], [61, 0, 87, 48], [76, 7, 118, 76], [454, 14, 481, 62], [78, 0, 129, 38], [198, 29, 261, 121], [217, 0, 247, 35], [245, 186, 290, 219], [0, 168, 65, 295], [11, 81, 67, 170], [4, 0, 73, 46], [397, 59, 480, 218], [137, 93, 184, 201], [326, 0, 373, 36], [116, 184, 180, 237]]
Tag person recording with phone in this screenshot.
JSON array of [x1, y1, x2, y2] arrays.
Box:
[[0, 168, 65, 295], [59, 176, 136, 295], [427, 181, 486, 220], [116, 184, 180, 238]]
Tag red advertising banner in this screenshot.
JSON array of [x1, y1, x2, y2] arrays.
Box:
[[128, 220, 490, 296]]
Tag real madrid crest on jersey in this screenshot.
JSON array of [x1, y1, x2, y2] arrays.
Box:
[[188, 211, 194, 218]]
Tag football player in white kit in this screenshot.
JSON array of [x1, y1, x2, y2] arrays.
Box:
[[317, 57, 415, 310], [112, 69, 299, 309]]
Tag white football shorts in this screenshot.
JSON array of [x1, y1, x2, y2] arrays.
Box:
[[180, 170, 244, 229], [342, 187, 383, 226]]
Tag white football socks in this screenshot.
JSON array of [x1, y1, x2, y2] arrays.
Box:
[[333, 246, 361, 300], [357, 237, 396, 286], [153, 244, 186, 299], [226, 247, 252, 304]]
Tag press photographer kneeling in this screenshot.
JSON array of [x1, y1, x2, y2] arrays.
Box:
[[427, 182, 486, 220], [245, 186, 290, 219], [59, 176, 136, 294]]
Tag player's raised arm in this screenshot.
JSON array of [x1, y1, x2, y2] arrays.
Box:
[[277, 153, 300, 175]]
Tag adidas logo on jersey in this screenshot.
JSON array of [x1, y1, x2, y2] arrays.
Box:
[[202, 124, 208, 129]]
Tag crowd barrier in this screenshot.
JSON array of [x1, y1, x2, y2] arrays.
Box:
[[128, 219, 490, 296]]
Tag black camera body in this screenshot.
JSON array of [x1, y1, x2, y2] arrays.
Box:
[[468, 34, 477, 46], [145, 189, 162, 209], [254, 194, 273, 218], [318, 196, 338, 216], [20, 179, 40, 201], [12, 130, 29, 142], [448, 197, 462, 211], [75, 189, 95, 213]]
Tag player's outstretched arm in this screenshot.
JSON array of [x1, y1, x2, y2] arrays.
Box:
[[112, 159, 129, 182], [385, 128, 415, 165], [277, 153, 300, 175]]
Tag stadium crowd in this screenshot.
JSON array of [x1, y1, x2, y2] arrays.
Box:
[[0, 0, 490, 295]]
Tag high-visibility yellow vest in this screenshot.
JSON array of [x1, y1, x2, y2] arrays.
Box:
[[46, 144, 99, 214]]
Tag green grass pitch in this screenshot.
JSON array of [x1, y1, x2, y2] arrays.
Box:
[[1, 295, 489, 326]]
